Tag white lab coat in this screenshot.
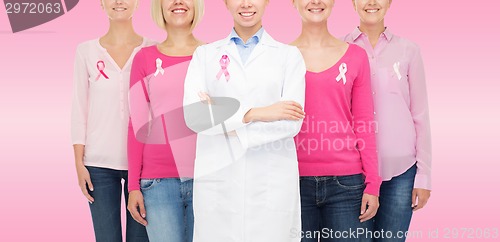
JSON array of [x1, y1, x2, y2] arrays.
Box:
[[184, 30, 306, 242]]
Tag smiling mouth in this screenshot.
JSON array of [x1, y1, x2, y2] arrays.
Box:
[[365, 9, 380, 13], [172, 8, 187, 14], [239, 12, 256, 17], [308, 8, 324, 13], [113, 7, 127, 11]]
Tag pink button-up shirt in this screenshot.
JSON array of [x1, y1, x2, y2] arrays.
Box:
[[344, 28, 432, 190]]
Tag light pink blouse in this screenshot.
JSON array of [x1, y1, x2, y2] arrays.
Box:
[[344, 28, 432, 190]]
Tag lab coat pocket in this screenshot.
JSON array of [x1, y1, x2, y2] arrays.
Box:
[[193, 175, 221, 212], [265, 156, 300, 213]]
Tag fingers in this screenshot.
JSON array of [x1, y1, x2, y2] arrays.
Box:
[[359, 196, 368, 217], [284, 101, 304, 111], [412, 189, 431, 211], [359, 195, 379, 222], [360, 204, 377, 222], [412, 189, 418, 209], [226, 130, 237, 136], [287, 105, 305, 117], [198, 92, 209, 100], [198, 92, 212, 104], [86, 177, 94, 193], [128, 199, 148, 226], [139, 202, 147, 221], [79, 179, 94, 204], [281, 101, 305, 120], [283, 110, 305, 120]]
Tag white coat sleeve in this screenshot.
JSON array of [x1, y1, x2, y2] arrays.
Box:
[[235, 47, 306, 149]]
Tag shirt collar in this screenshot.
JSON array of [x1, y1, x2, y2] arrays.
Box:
[[381, 28, 393, 42], [230, 27, 264, 45], [351, 27, 394, 42]]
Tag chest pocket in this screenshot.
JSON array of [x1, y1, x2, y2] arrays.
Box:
[[387, 61, 409, 95]]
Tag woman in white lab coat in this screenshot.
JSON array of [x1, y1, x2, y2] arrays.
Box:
[[183, 1, 306, 241]]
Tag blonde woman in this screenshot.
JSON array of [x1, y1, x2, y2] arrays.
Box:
[[71, 0, 154, 241], [127, 0, 204, 241]]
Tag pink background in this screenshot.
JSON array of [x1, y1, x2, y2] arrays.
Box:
[[1, 0, 499, 241]]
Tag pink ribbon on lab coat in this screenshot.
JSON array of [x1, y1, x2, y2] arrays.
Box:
[[216, 55, 230, 82]]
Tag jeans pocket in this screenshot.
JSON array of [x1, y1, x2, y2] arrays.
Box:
[[335, 174, 366, 190], [140, 179, 157, 191]]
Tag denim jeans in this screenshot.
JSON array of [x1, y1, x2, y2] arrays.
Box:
[[141, 178, 194, 242], [86, 166, 149, 242], [300, 174, 374, 242], [374, 164, 417, 242]]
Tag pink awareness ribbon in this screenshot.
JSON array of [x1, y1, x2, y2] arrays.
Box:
[[95, 61, 109, 81], [336, 63, 347, 85], [216, 55, 230, 82], [393, 61, 402, 80]]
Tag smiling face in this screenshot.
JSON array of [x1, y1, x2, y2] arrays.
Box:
[[162, 0, 196, 29], [101, 0, 139, 21], [225, 0, 269, 31], [353, 0, 391, 26], [293, 0, 334, 24]]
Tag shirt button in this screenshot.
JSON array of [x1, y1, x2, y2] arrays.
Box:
[[374, 112, 377, 115]]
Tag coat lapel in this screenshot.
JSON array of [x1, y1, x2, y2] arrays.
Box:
[[213, 35, 244, 70], [245, 30, 279, 66], [223, 44, 243, 69]]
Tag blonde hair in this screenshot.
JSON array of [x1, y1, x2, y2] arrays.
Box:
[[151, 0, 204, 31]]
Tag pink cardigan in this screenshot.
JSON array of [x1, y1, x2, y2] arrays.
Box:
[[295, 44, 382, 196], [128, 46, 195, 191]]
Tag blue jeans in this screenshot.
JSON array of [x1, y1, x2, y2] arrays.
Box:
[[300, 174, 374, 242], [87, 166, 149, 242], [141, 178, 194, 242], [374, 164, 417, 242]]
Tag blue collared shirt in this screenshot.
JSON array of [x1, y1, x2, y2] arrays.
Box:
[[230, 27, 264, 64]]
